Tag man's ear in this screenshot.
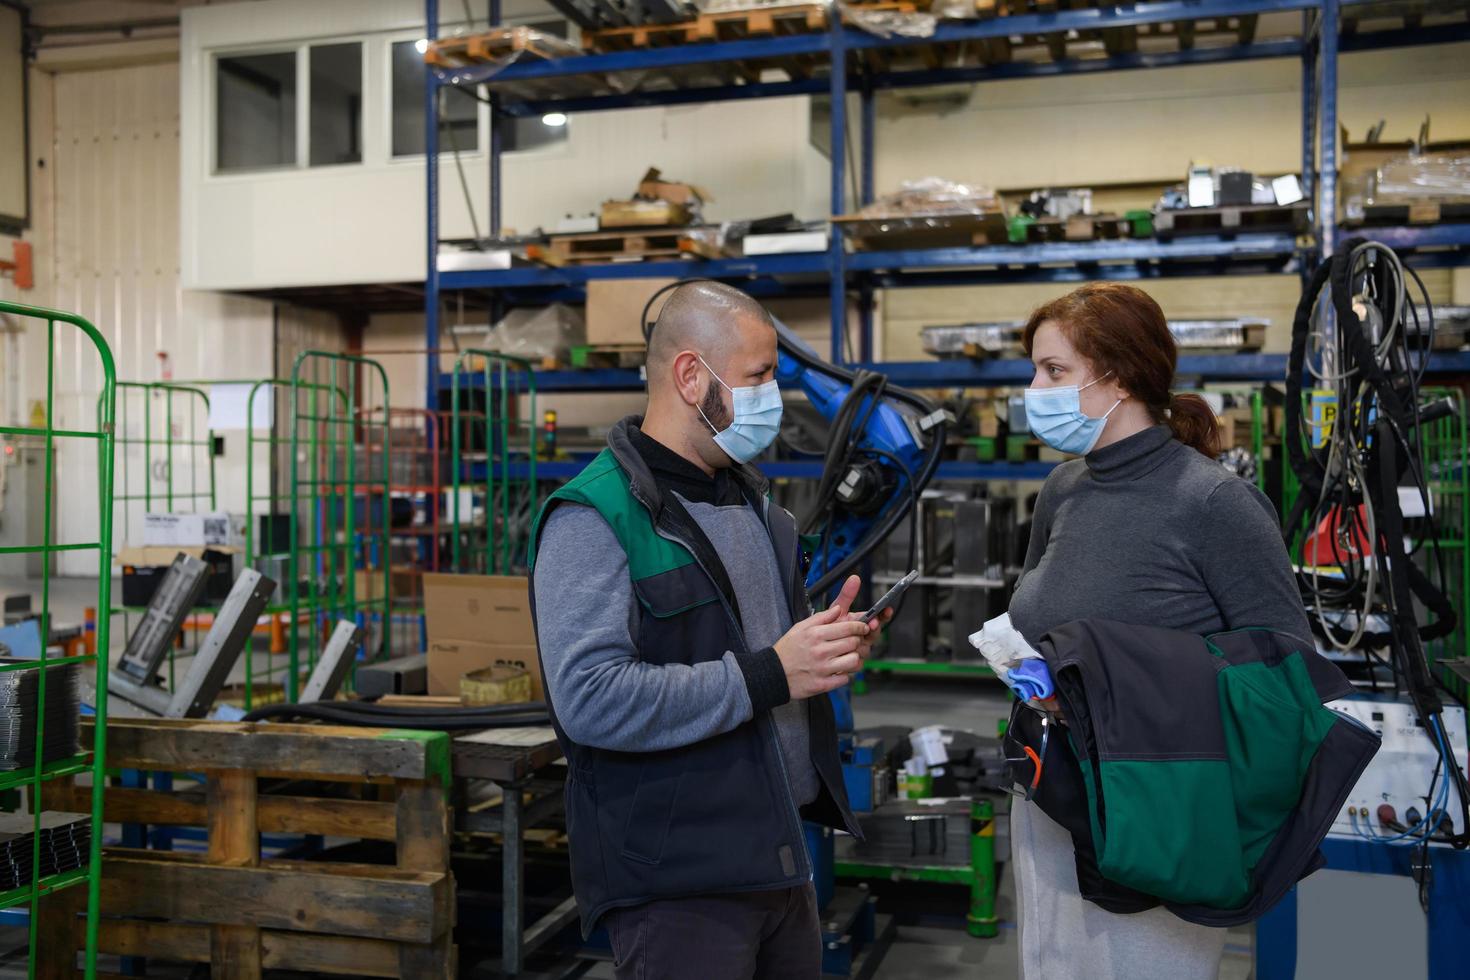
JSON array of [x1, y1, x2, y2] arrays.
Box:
[[671, 350, 703, 406]]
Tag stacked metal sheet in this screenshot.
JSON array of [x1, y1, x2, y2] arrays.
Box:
[[0, 811, 91, 890], [920, 322, 1024, 358], [0, 660, 82, 771], [846, 798, 975, 867], [1167, 318, 1268, 350]]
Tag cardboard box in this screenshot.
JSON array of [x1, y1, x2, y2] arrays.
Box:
[[586, 278, 676, 347], [117, 545, 240, 608], [143, 512, 235, 547], [428, 640, 543, 700], [635, 167, 711, 207], [600, 199, 692, 229], [423, 573, 543, 698]]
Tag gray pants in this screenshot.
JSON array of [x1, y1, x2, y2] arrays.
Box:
[[1012, 800, 1227, 979], [604, 884, 821, 980]]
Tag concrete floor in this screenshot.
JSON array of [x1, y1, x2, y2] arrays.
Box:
[[0, 577, 1258, 978]]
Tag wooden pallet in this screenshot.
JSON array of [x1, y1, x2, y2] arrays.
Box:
[[1345, 200, 1470, 227], [1343, 0, 1470, 36], [528, 228, 723, 266], [584, 2, 829, 51], [1020, 213, 1135, 243], [425, 26, 574, 68], [834, 211, 1010, 250], [1153, 202, 1310, 239], [39, 719, 455, 980]]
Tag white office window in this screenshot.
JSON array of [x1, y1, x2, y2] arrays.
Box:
[[216, 51, 297, 172], [309, 42, 363, 167]]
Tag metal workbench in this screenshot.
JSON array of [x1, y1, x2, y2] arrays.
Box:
[[452, 726, 575, 976]]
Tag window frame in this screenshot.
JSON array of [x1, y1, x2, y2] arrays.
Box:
[[385, 32, 486, 163], [209, 37, 367, 177]]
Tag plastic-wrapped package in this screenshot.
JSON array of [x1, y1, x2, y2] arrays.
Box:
[[859, 177, 1000, 217], [840, 2, 937, 38], [929, 0, 981, 19], [428, 27, 580, 70], [698, 0, 829, 12], [1373, 153, 1470, 202], [486, 304, 586, 362]]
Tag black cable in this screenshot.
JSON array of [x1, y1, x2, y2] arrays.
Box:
[[243, 700, 550, 729], [440, 88, 485, 246], [1286, 241, 1470, 849]]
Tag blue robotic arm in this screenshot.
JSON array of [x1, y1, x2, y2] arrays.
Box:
[[771, 319, 946, 597]]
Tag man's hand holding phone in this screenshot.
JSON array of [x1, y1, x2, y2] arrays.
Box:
[[774, 575, 870, 699]]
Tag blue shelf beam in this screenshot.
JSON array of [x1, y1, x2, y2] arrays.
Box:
[[439, 353, 1470, 395], [438, 234, 1309, 296], [1344, 223, 1470, 255]]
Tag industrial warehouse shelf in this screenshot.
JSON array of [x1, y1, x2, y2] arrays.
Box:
[[424, 0, 1470, 382], [441, 352, 1470, 395]]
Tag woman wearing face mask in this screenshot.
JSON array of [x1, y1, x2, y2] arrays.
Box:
[[1006, 282, 1310, 980]]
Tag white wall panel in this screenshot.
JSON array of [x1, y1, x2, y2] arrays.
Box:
[[35, 60, 273, 571], [180, 0, 828, 290]]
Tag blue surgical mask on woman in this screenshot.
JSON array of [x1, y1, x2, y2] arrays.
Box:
[[1023, 372, 1122, 456], [696, 355, 783, 463]]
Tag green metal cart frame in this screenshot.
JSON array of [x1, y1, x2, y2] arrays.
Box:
[[101, 382, 216, 691], [449, 349, 539, 575], [288, 352, 392, 700], [0, 300, 116, 978], [104, 381, 215, 546], [237, 378, 352, 709]]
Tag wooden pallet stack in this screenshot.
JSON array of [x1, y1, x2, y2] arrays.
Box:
[[1153, 201, 1310, 239], [527, 228, 724, 266], [833, 210, 1010, 250], [39, 719, 456, 980]]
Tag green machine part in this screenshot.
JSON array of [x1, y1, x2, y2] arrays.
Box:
[[449, 349, 540, 575], [0, 300, 117, 978], [832, 797, 1000, 940], [288, 352, 392, 700]]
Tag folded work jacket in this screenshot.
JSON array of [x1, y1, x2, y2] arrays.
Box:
[[1009, 619, 1380, 926]]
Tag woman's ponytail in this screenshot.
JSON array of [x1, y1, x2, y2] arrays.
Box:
[[1167, 393, 1221, 459]]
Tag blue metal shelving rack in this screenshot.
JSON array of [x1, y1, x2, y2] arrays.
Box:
[[420, 10, 1470, 968], [422, 0, 1470, 414]]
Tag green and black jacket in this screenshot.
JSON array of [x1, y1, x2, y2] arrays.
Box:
[[528, 417, 860, 935], [1009, 619, 1379, 925]]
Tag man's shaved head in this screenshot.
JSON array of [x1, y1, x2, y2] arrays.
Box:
[[646, 281, 775, 382], [639, 281, 780, 474]]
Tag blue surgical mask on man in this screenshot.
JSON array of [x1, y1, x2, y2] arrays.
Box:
[[696, 354, 783, 464], [1023, 372, 1122, 456]]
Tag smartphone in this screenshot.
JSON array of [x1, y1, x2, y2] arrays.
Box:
[[861, 570, 919, 624]]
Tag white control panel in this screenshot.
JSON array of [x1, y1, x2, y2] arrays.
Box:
[[1327, 695, 1468, 838]]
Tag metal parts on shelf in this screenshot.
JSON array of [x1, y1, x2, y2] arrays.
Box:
[[110, 569, 277, 719], [297, 619, 367, 705], [115, 552, 210, 685]]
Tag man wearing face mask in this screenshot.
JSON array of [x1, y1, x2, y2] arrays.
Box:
[[528, 281, 880, 980]]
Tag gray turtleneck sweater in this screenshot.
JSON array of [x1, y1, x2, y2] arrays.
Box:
[[1007, 424, 1310, 980], [1009, 424, 1310, 647]]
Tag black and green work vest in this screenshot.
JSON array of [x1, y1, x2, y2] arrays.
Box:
[[528, 418, 859, 934]]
